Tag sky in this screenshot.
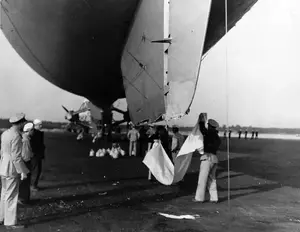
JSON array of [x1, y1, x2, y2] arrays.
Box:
[[0, 0, 299, 127]]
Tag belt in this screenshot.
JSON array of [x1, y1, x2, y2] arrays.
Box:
[[200, 153, 218, 163]]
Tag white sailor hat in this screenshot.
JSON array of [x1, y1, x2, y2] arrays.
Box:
[[208, 119, 219, 128], [33, 119, 42, 125], [9, 113, 26, 124], [23, 122, 34, 132]]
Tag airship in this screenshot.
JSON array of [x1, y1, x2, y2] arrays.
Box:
[[0, 0, 258, 125]]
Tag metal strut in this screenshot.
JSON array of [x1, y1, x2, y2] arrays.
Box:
[[151, 38, 172, 44]]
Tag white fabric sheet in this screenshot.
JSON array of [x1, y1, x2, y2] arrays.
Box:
[[158, 212, 200, 220], [143, 122, 204, 185]]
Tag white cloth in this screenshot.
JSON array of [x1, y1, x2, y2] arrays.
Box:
[[23, 123, 33, 132], [143, 122, 204, 185], [33, 119, 42, 125], [158, 212, 199, 220]]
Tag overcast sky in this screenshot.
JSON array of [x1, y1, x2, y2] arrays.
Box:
[[0, 0, 299, 127]]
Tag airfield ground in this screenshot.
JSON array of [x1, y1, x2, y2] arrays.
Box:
[[5, 133, 300, 231]]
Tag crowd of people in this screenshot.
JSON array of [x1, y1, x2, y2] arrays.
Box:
[[0, 112, 223, 229], [0, 113, 45, 229]]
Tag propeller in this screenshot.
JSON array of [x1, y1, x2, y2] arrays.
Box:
[[62, 105, 74, 121]]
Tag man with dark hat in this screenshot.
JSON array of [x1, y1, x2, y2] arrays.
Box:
[[0, 113, 29, 229], [171, 126, 185, 163], [194, 113, 221, 203]]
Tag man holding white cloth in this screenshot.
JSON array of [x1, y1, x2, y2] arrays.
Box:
[[194, 113, 221, 203]]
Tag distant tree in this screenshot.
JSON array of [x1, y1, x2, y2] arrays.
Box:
[[235, 125, 241, 130]]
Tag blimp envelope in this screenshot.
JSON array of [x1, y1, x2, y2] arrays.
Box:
[[121, 0, 212, 124], [143, 122, 204, 185]]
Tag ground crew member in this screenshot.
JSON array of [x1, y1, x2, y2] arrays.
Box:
[[157, 125, 170, 159], [238, 129, 242, 139], [19, 122, 35, 204], [146, 125, 156, 152], [244, 129, 248, 139], [138, 125, 147, 158], [193, 113, 221, 203], [251, 130, 255, 139], [0, 113, 29, 229], [30, 119, 46, 191], [127, 124, 140, 156], [171, 126, 185, 163]]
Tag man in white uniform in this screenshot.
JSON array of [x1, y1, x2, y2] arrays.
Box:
[[127, 125, 140, 156], [0, 113, 30, 229]]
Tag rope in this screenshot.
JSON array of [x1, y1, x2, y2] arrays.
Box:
[[0, 0, 2, 30], [224, 0, 231, 212]]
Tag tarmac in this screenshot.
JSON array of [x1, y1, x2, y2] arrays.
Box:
[[3, 132, 300, 231]]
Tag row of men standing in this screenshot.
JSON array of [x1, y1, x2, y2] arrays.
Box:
[[223, 129, 258, 139], [0, 113, 45, 229], [237, 129, 258, 139]]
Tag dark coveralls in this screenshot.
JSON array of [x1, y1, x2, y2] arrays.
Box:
[[30, 129, 45, 188]]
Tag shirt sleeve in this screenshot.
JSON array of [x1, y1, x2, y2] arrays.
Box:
[[199, 121, 208, 136], [11, 135, 29, 174], [22, 137, 32, 162]]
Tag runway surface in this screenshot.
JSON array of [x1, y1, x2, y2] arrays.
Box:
[[7, 132, 300, 231]]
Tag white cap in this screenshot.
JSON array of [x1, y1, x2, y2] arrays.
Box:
[[33, 119, 42, 125], [23, 122, 34, 132], [9, 113, 25, 124]]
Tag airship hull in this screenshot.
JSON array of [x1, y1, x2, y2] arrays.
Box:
[[0, 0, 140, 108], [0, 0, 258, 110]]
